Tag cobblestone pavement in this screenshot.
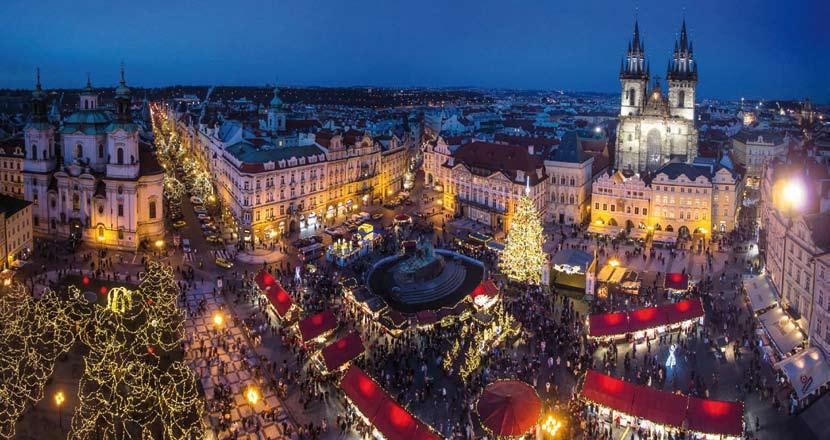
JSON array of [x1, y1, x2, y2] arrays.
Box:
[[182, 282, 294, 439]]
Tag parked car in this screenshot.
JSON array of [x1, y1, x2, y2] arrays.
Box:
[[324, 227, 340, 236], [172, 220, 187, 229], [214, 257, 233, 269], [371, 213, 384, 220], [197, 213, 211, 221], [206, 235, 223, 245], [190, 196, 203, 205]]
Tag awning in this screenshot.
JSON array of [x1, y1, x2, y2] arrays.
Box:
[[588, 298, 704, 338], [652, 231, 677, 244], [758, 306, 804, 355], [470, 279, 499, 301], [774, 348, 830, 400], [685, 397, 744, 437], [597, 265, 627, 284], [340, 366, 440, 440], [322, 332, 365, 372], [664, 273, 689, 291], [256, 270, 294, 318], [628, 228, 649, 240], [298, 310, 338, 343], [744, 274, 778, 313], [581, 370, 743, 437], [588, 224, 622, 237]]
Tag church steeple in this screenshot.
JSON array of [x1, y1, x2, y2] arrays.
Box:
[[30, 68, 48, 123], [114, 62, 132, 122], [621, 20, 648, 80], [667, 19, 697, 81], [79, 74, 98, 110]]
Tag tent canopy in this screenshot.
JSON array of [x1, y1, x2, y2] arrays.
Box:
[[774, 348, 830, 400], [256, 270, 294, 318], [322, 332, 365, 372], [758, 306, 804, 355], [340, 366, 440, 440], [581, 370, 743, 437], [298, 310, 338, 343], [476, 381, 542, 437], [744, 274, 778, 313]]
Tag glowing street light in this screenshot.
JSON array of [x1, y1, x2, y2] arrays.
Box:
[[154, 239, 165, 249], [54, 391, 65, 432], [609, 259, 620, 268], [540, 415, 563, 437], [781, 179, 806, 212], [245, 385, 260, 405], [212, 312, 224, 327]]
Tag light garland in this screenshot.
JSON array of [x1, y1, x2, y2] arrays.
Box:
[[500, 194, 546, 285]]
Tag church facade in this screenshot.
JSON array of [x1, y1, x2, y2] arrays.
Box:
[[615, 20, 699, 173], [23, 70, 164, 250]]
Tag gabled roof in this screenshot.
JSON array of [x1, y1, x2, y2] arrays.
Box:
[[450, 141, 547, 185]]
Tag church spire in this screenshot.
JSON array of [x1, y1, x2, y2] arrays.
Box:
[[30, 67, 48, 122]]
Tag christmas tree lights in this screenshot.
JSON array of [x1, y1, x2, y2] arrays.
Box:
[[500, 193, 546, 285]]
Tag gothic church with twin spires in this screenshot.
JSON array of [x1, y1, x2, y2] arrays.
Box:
[[615, 20, 699, 173]]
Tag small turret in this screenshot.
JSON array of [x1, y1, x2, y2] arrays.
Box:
[[30, 68, 48, 123]]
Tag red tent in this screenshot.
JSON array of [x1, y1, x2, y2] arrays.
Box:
[[627, 306, 668, 333], [476, 381, 542, 437], [322, 332, 365, 371], [470, 279, 499, 301], [340, 366, 440, 440], [416, 310, 438, 325], [298, 310, 337, 343], [588, 312, 629, 338], [581, 370, 635, 414], [686, 397, 744, 437], [664, 299, 704, 324], [664, 273, 689, 291]]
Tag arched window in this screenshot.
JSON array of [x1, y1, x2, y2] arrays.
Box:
[[98, 144, 104, 158], [678, 91, 686, 108], [149, 200, 157, 219], [560, 194, 565, 204], [75, 144, 83, 159], [116, 148, 124, 164], [84, 101, 89, 110], [569, 195, 575, 205], [31, 143, 37, 160], [628, 88, 636, 106]]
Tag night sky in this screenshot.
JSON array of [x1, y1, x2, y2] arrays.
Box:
[[2, 0, 826, 102]]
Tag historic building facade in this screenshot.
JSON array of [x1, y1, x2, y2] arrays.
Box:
[[544, 131, 595, 225], [23, 71, 164, 250], [0, 137, 24, 197], [615, 20, 699, 172]]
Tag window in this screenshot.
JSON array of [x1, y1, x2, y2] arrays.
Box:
[[628, 88, 635, 106], [678, 90, 686, 108], [31, 143, 37, 160], [117, 185, 123, 195], [595, 202, 599, 210], [118, 228, 124, 240], [118, 204, 124, 217], [149, 201, 157, 219], [642, 208, 647, 216], [116, 147, 124, 164], [75, 144, 83, 159], [98, 144, 104, 158], [72, 194, 80, 211]]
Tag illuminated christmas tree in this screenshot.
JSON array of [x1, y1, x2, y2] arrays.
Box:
[[500, 191, 546, 285]]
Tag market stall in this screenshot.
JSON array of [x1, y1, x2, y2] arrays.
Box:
[[743, 274, 777, 314], [663, 272, 690, 294], [339, 366, 441, 440], [298, 310, 338, 345], [587, 223, 623, 237], [588, 299, 704, 340], [469, 279, 499, 309], [550, 248, 596, 297], [476, 380, 542, 438], [320, 331, 365, 373], [255, 270, 298, 321], [580, 370, 744, 439]]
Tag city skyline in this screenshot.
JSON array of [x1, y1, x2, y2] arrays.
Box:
[[2, 0, 827, 102]]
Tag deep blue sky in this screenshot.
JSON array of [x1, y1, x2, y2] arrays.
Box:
[[1, 0, 826, 102]]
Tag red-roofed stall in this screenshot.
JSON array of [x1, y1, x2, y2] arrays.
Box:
[[255, 270, 298, 320], [298, 310, 338, 343], [340, 366, 441, 440], [470, 279, 499, 309], [685, 397, 744, 438], [664, 273, 690, 292], [588, 298, 704, 340], [321, 332, 365, 372], [580, 371, 744, 439]]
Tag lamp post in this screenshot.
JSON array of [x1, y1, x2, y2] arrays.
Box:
[[54, 391, 65, 432]]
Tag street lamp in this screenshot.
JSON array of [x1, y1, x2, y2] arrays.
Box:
[[154, 239, 165, 249], [212, 312, 224, 327], [245, 385, 260, 405], [781, 179, 806, 212], [54, 391, 65, 432], [540, 414, 563, 437], [609, 259, 620, 268]]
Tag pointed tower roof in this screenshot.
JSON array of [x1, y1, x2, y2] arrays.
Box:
[[32, 67, 45, 100], [269, 84, 283, 109], [81, 73, 95, 96], [115, 62, 131, 98]]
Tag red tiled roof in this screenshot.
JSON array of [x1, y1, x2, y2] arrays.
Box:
[[450, 141, 547, 185]]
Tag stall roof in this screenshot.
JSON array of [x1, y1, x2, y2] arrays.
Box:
[[256, 270, 294, 318], [416, 310, 438, 325], [664, 273, 689, 291], [551, 248, 594, 274], [588, 224, 622, 237], [744, 274, 778, 313], [470, 279, 499, 301], [581, 370, 743, 437], [597, 265, 626, 284], [298, 310, 338, 343], [340, 366, 440, 440], [685, 397, 744, 437], [628, 228, 649, 240], [322, 332, 365, 371], [652, 231, 677, 244], [758, 306, 804, 355], [774, 348, 830, 400], [588, 299, 704, 338]]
